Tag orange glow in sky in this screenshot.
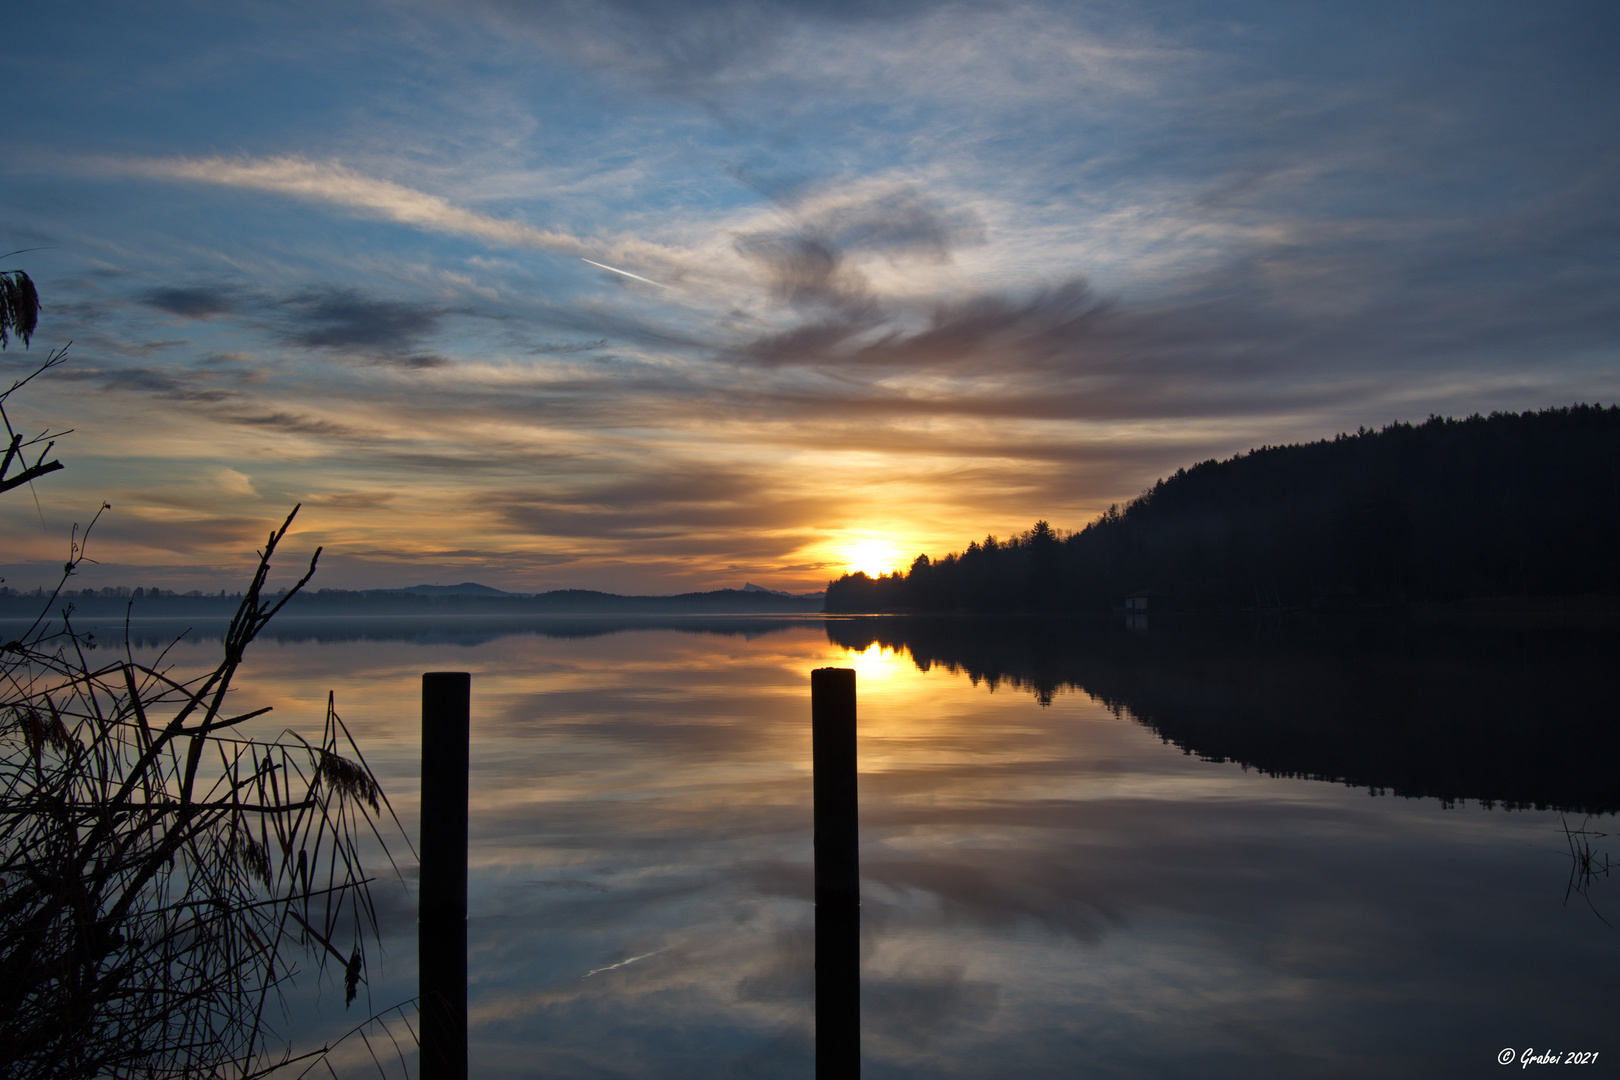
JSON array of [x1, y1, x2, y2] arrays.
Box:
[[836, 537, 911, 579], [5, 2, 1613, 596]]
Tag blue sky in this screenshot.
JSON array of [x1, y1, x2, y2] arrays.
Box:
[[3, 0, 1616, 592]]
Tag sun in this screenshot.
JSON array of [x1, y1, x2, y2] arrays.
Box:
[[840, 537, 906, 578]]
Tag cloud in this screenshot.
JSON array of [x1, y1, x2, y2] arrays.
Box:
[[487, 474, 838, 545], [18, 0, 1619, 596], [54, 363, 244, 404], [207, 466, 256, 497], [141, 285, 238, 318], [734, 277, 1108, 370], [464, 0, 1010, 102], [79, 510, 276, 559], [210, 408, 367, 439], [134, 277, 467, 366], [277, 288, 444, 357], [733, 183, 985, 312], [126, 156, 593, 255], [704, 180, 993, 339], [734, 232, 871, 310], [109, 155, 736, 296], [529, 339, 609, 355], [797, 185, 983, 261], [302, 490, 398, 512]]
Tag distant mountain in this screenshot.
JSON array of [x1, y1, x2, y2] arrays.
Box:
[[290, 587, 825, 615], [743, 582, 824, 599], [1, 585, 825, 619], [366, 582, 514, 597]]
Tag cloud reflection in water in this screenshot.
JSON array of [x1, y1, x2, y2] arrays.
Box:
[[109, 617, 1620, 1078]]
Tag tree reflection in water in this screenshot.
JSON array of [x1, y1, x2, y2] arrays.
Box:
[[825, 614, 1620, 815]]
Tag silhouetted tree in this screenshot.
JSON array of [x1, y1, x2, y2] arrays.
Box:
[[824, 406, 1620, 613]]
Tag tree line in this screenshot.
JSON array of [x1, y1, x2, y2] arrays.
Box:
[[826, 405, 1620, 613]]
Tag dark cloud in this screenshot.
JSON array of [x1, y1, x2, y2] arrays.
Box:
[[131, 280, 459, 366], [734, 185, 984, 311], [277, 288, 443, 354], [531, 0, 1620, 434], [734, 232, 872, 311], [736, 278, 1108, 369], [862, 280, 1110, 371], [396, 352, 450, 369], [54, 363, 242, 403], [727, 315, 872, 365], [494, 495, 832, 547], [483, 466, 841, 546], [141, 285, 238, 319], [529, 339, 609, 355], [721, 152, 1620, 426], [15, 0, 1618, 604], [212, 409, 365, 439], [87, 513, 272, 557], [807, 186, 983, 261]]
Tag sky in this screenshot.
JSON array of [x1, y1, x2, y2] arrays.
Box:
[[2, 0, 1617, 594]]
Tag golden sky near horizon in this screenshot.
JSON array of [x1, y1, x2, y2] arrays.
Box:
[[3, 2, 1617, 593]]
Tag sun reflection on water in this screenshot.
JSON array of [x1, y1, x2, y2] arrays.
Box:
[[91, 618, 1620, 1079], [834, 639, 917, 694]]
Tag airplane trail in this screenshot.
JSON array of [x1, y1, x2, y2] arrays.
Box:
[[581, 258, 668, 288]]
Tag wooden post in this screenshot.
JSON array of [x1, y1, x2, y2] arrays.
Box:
[[812, 667, 859, 1078], [420, 672, 470, 1080]]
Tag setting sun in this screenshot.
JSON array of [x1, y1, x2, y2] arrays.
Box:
[[839, 537, 908, 578]]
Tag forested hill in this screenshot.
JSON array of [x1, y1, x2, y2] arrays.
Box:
[[826, 404, 1620, 614]]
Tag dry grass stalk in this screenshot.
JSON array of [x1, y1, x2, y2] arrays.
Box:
[[2, 328, 409, 1077], [1562, 815, 1613, 926], [1, 507, 407, 1078]]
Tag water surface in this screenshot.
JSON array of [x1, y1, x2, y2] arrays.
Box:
[[84, 614, 1619, 1077]]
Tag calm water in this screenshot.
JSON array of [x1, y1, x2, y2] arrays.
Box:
[[90, 614, 1620, 1077]]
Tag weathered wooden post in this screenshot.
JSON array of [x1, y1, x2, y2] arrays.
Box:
[[812, 667, 859, 1078], [420, 672, 470, 1080]]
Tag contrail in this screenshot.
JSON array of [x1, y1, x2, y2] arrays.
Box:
[[583, 947, 666, 979], [581, 258, 668, 289]]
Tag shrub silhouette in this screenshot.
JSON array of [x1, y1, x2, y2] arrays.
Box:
[[0, 271, 406, 1079]]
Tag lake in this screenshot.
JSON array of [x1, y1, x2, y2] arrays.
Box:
[[90, 613, 1620, 1077]]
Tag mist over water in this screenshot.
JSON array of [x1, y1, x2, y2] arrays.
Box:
[[75, 614, 1619, 1078]]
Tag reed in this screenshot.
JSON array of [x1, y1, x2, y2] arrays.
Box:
[[1561, 815, 1613, 926], [1, 294, 407, 1078], [1, 506, 405, 1077]]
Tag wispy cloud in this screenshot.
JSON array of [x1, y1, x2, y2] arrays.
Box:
[[7, 0, 1619, 591], [125, 156, 593, 254]]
